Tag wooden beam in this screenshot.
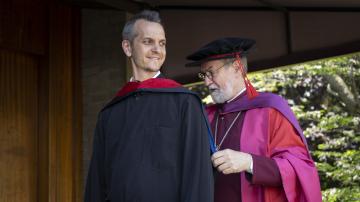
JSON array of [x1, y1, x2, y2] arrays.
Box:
[[174, 40, 360, 84], [250, 40, 360, 72], [66, 0, 142, 12]]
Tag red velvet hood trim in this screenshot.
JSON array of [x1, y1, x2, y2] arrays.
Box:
[[116, 78, 182, 97]]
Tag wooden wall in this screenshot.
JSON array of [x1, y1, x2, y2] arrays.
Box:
[[0, 50, 39, 202], [0, 0, 82, 201]]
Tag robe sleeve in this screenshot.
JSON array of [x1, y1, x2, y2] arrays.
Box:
[[269, 108, 322, 202], [84, 113, 107, 202], [179, 95, 214, 202], [246, 154, 282, 186]]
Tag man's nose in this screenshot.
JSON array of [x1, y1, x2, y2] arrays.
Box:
[[204, 76, 212, 86], [152, 44, 161, 53]]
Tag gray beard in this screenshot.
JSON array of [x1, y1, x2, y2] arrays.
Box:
[[208, 81, 234, 104], [210, 90, 230, 104]]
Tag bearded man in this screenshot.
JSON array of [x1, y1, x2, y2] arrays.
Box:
[[186, 37, 322, 202]]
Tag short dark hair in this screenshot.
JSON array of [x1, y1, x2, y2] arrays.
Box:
[[122, 10, 163, 41]]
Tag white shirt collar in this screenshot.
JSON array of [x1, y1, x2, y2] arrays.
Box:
[[227, 88, 246, 103], [130, 71, 161, 82]]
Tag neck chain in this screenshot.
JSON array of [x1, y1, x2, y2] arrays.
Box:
[[214, 111, 241, 150]]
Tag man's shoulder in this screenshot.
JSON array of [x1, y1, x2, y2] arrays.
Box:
[[101, 87, 201, 112], [246, 106, 283, 117], [252, 92, 290, 108], [258, 92, 286, 101]]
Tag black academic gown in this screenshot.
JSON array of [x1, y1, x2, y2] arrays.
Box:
[[85, 77, 214, 202]]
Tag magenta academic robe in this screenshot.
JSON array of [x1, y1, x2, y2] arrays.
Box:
[[207, 92, 322, 202]]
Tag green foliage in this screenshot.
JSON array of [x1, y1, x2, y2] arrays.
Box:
[[187, 52, 360, 201], [322, 187, 360, 202], [250, 53, 360, 200]]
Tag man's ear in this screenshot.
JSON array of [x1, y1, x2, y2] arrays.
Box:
[[122, 40, 132, 57]]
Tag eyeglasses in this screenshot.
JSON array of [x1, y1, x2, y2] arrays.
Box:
[[198, 62, 229, 81]]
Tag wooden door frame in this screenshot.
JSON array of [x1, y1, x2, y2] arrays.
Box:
[[37, 3, 83, 202], [47, 4, 82, 202], [1, 1, 83, 201]]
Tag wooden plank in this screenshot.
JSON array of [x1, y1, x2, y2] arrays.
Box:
[[48, 4, 82, 202], [0, 0, 47, 55], [71, 8, 83, 202], [38, 54, 49, 202], [0, 49, 39, 202]]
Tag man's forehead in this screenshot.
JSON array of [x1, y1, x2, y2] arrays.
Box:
[[133, 20, 165, 38], [200, 60, 222, 71]]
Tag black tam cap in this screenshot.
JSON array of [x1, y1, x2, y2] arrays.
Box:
[[186, 37, 255, 67], [186, 37, 259, 99], [185, 37, 255, 67]]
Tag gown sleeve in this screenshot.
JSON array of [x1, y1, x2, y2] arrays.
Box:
[[84, 113, 107, 202], [179, 95, 214, 202]]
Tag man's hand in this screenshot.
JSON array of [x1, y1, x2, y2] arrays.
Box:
[[211, 149, 252, 174]]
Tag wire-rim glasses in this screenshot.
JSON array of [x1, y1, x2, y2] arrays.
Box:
[[198, 62, 229, 80]]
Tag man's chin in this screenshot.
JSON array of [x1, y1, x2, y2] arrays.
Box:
[[144, 66, 161, 72], [210, 94, 226, 104], [145, 61, 164, 71]]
